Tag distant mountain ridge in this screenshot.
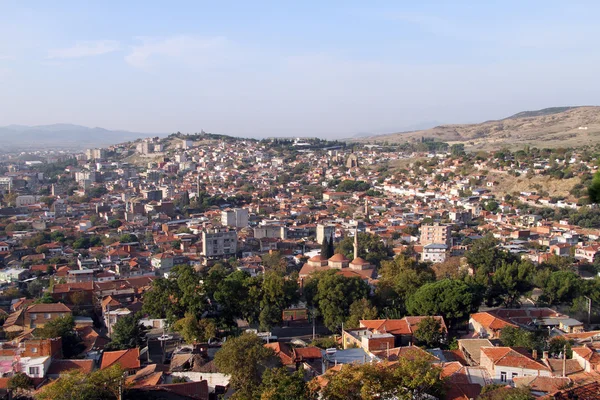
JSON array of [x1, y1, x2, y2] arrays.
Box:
[[503, 106, 582, 120], [355, 106, 600, 150], [0, 124, 165, 151]]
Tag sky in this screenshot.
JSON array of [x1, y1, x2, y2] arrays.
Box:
[[1, 1, 600, 139]]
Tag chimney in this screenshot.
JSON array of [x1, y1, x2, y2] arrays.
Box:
[[532, 349, 538, 360], [542, 351, 549, 360]]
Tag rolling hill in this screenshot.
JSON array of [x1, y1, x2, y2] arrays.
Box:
[[0, 124, 164, 152], [357, 106, 600, 150]]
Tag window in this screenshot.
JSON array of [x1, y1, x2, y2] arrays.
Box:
[[30, 313, 37, 320], [45, 313, 51, 319], [31, 347, 37, 353], [29, 367, 40, 377], [512, 372, 518, 379], [500, 371, 507, 382]]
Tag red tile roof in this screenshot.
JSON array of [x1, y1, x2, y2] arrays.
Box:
[[100, 347, 140, 370], [26, 302, 71, 313], [47, 359, 94, 375], [481, 347, 549, 371]]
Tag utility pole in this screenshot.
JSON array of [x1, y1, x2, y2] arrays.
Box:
[[312, 308, 316, 341], [584, 296, 592, 325]]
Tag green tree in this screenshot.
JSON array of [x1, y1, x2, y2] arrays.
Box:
[[214, 332, 279, 399], [345, 298, 378, 329], [321, 236, 329, 259], [8, 372, 33, 393], [36, 364, 124, 400], [548, 336, 573, 358], [259, 271, 299, 330], [36, 315, 83, 358], [406, 279, 478, 325], [375, 254, 436, 314], [119, 233, 139, 243], [465, 235, 515, 276], [588, 170, 600, 203], [335, 233, 393, 267], [142, 278, 184, 323], [310, 357, 443, 400], [413, 317, 443, 348], [491, 260, 535, 307], [107, 219, 122, 228], [214, 270, 260, 324], [500, 326, 543, 351], [37, 314, 75, 338], [312, 270, 370, 331], [173, 313, 217, 344], [538, 270, 581, 305], [479, 386, 534, 400], [261, 251, 287, 273], [171, 264, 206, 316], [105, 313, 145, 350], [260, 368, 315, 400]]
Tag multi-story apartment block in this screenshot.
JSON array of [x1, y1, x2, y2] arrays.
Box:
[[202, 228, 238, 258], [420, 223, 452, 247], [221, 208, 249, 228]]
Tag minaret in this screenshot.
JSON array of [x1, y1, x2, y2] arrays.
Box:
[[354, 226, 359, 260], [196, 174, 201, 197]]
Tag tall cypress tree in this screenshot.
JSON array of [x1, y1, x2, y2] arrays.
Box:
[[327, 234, 335, 258], [321, 236, 329, 258]]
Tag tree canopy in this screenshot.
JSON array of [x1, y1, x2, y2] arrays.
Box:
[[309, 357, 443, 400], [406, 279, 479, 325], [214, 333, 279, 399]]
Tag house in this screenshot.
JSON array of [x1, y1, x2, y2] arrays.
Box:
[[19, 356, 52, 378], [46, 359, 95, 378], [469, 312, 517, 339], [546, 382, 600, 399], [550, 243, 572, 257], [0, 268, 29, 283], [344, 317, 448, 349], [513, 375, 570, 397], [100, 347, 141, 373], [421, 243, 447, 263], [24, 303, 72, 329], [50, 282, 94, 305], [126, 381, 209, 400], [151, 252, 175, 271], [479, 347, 551, 383], [574, 244, 600, 263], [457, 339, 494, 365], [571, 346, 600, 373], [0, 338, 62, 358], [67, 269, 95, 283]]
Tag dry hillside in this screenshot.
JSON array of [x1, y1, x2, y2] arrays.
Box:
[[359, 106, 600, 150]]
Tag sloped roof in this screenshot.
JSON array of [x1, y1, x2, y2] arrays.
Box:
[[264, 342, 294, 365], [100, 347, 140, 370], [26, 302, 71, 313], [513, 375, 570, 394], [545, 382, 600, 400], [294, 347, 322, 360], [47, 359, 94, 375], [480, 347, 549, 371], [470, 312, 517, 330]]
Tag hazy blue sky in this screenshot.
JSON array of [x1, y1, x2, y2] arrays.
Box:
[[1, 1, 599, 138]]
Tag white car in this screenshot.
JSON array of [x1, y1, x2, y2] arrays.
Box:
[[157, 334, 173, 341]]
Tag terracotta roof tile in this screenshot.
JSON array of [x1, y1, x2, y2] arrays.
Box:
[[47, 359, 94, 375], [100, 347, 140, 370]]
